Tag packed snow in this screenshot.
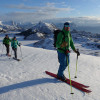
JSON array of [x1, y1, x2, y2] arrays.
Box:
[[0, 33, 100, 100]]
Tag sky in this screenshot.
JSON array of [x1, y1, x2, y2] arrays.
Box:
[[0, 0, 100, 22]]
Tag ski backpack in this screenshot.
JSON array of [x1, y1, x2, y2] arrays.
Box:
[[53, 29, 65, 48]]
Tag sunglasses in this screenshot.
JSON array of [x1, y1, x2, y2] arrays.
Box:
[[64, 25, 70, 27]]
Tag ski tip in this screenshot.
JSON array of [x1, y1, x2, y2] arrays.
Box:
[[45, 71, 49, 74], [45, 71, 47, 73], [84, 86, 90, 88], [87, 90, 92, 93], [84, 90, 92, 94]]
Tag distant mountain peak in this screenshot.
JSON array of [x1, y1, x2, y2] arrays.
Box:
[[32, 21, 57, 34]]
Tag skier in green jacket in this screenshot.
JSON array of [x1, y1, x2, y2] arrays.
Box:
[[56, 22, 80, 80], [11, 36, 21, 59], [3, 34, 11, 56]]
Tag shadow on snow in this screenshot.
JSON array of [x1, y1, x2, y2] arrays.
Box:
[[0, 78, 61, 94]]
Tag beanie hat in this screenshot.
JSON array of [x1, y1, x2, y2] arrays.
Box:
[[64, 22, 70, 27], [5, 34, 8, 37], [14, 36, 16, 39]]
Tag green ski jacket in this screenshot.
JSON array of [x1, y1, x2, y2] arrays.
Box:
[[56, 29, 75, 53], [3, 38, 11, 45]]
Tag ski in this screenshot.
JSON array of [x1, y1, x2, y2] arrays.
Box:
[[45, 71, 89, 88], [45, 71, 92, 93]]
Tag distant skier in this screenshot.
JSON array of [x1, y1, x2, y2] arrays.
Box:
[[11, 36, 21, 60], [56, 22, 80, 80], [3, 34, 11, 56]]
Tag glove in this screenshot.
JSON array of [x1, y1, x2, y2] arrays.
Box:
[[19, 43, 21, 47], [61, 42, 68, 48], [76, 49, 80, 56], [65, 50, 70, 54]]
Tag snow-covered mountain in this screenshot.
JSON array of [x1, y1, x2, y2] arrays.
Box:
[[0, 20, 57, 33], [0, 21, 20, 32], [0, 26, 7, 33], [44, 17, 100, 34], [20, 21, 57, 40], [0, 44, 100, 100], [1, 17, 100, 33], [71, 29, 100, 50], [0, 21, 35, 33], [31, 21, 57, 34]]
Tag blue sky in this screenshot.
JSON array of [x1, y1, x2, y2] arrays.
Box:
[[0, 0, 100, 22]]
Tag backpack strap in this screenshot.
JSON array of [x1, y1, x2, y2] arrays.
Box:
[[58, 31, 66, 51], [61, 31, 65, 42], [58, 31, 70, 54]]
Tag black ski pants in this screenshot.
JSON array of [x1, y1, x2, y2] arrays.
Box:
[[5, 44, 10, 54], [12, 47, 17, 59]]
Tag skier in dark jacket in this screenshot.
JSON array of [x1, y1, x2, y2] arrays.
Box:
[[56, 22, 80, 80], [3, 34, 11, 56], [11, 36, 21, 59]]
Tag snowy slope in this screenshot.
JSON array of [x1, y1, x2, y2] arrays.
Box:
[[0, 44, 100, 100]]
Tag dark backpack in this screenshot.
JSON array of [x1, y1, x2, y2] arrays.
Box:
[[53, 29, 65, 48]]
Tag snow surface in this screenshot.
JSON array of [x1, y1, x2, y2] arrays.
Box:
[[0, 33, 100, 100]]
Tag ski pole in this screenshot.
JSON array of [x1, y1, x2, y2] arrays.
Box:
[[1, 44, 4, 56], [74, 49, 80, 78], [10, 48, 13, 57], [20, 45, 23, 59], [74, 54, 78, 78], [67, 57, 74, 94]]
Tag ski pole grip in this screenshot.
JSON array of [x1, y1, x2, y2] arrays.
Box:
[[77, 49, 80, 58]]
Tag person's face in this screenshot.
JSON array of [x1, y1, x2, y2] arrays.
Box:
[[14, 38, 16, 40], [64, 26, 70, 31], [6, 35, 8, 38]]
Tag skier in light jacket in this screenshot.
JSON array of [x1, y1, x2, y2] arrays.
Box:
[[11, 36, 21, 59]]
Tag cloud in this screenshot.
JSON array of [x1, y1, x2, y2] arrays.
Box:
[[83, 16, 100, 21], [1, 12, 55, 22], [72, 16, 100, 26], [6, 4, 37, 10], [1, 3, 74, 22], [46, 2, 55, 7], [6, 3, 74, 11], [1, 2, 100, 26]]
